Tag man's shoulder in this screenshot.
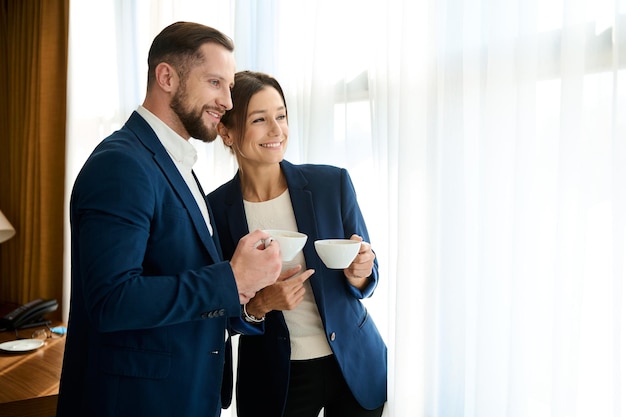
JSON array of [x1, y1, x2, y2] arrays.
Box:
[[92, 112, 159, 154]]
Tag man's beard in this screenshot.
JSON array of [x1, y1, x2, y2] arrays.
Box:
[[170, 85, 218, 143]]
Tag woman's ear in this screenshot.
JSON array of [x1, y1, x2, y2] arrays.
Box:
[[218, 123, 232, 146]]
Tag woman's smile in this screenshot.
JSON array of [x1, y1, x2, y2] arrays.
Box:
[[260, 141, 283, 148]]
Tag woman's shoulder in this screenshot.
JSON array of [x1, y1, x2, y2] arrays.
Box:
[[282, 160, 347, 179], [207, 175, 239, 203]]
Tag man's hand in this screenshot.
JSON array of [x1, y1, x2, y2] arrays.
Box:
[[230, 230, 283, 304]]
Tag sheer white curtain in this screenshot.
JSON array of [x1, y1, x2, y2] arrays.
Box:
[[363, 0, 626, 416], [65, 1, 626, 416]]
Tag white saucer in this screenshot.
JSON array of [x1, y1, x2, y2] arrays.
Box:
[[0, 339, 45, 352]]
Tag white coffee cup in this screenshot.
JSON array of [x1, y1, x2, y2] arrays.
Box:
[[263, 230, 308, 262], [314, 239, 361, 269]]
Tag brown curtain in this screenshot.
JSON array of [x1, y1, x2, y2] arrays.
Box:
[[0, 0, 69, 320]]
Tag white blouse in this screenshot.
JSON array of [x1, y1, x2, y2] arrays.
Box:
[[244, 189, 332, 360]]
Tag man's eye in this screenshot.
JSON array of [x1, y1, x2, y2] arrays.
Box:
[[210, 80, 220, 87]]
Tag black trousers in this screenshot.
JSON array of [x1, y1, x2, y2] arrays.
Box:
[[282, 355, 385, 417]]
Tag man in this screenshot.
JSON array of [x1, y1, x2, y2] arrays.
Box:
[[56, 22, 281, 417]]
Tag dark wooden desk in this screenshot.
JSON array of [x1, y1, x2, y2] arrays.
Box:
[[0, 324, 65, 417]]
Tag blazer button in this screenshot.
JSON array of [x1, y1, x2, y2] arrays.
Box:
[[330, 332, 336, 341]]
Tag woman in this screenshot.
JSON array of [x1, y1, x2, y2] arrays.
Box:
[[208, 71, 387, 417]]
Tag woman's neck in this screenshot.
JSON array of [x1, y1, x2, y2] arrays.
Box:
[[239, 164, 287, 202]]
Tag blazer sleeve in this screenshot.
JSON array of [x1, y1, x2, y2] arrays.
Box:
[[72, 142, 241, 332], [338, 167, 379, 299]]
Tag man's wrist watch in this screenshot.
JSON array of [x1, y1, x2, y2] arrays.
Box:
[[242, 303, 265, 323]]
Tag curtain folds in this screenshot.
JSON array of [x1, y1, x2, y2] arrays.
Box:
[[376, 0, 626, 416], [0, 0, 68, 315]]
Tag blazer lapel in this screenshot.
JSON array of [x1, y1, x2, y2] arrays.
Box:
[[127, 112, 221, 262], [222, 174, 252, 244], [280, 161, 327, 295], [192, 171, 222, 261]]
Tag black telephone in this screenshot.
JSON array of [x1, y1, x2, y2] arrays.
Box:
[[0, 298, 58, 331]]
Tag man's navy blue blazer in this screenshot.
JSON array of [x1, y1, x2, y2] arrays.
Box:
[[57, 111, 242, 417], [208, 160, 387, 416]]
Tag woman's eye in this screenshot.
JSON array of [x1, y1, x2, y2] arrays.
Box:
[[210, 80, 220, 87], [252, 117, 265, 123]]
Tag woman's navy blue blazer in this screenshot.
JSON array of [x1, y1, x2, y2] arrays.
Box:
[[208, 160, 387, 416]]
